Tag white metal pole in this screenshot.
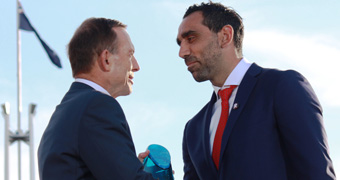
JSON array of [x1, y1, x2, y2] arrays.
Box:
[[4, 115, 9, 180], [2, 103, 10, 180], [29, 104, 36, 180], [16, 1, 22, 180]]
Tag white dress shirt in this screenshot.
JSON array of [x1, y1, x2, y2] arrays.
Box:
[[75, 78, 111, 97], [209, 58, 252, 153]]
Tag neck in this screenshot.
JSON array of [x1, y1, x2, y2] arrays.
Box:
[[211, 56, 242, 87], [75, 73, 97, 83], [75, 72, 110, 94]]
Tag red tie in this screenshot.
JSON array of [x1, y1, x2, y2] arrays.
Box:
[[212, 85, 237, 170]]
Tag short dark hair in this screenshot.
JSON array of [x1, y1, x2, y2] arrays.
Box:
[[68, 18, 126, 77], [184, 1, 244, 55]]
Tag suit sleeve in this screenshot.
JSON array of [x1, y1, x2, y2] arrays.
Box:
[[274, 70, 336, 179], [78, 94, 155, 180], [183, 122, 200, 180]]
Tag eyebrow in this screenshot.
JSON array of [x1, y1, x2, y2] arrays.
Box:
[[176, 30, 196, 46]]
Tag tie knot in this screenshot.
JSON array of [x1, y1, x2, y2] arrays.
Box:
[[218, 85, 238, 102]]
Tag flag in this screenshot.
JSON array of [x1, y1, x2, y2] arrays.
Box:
[[18, 2, 62, 68]]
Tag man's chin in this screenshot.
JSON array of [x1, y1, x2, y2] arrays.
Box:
[[115, 88, 132, 98], [192, 73, 208, 83]]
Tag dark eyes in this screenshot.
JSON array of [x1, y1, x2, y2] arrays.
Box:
[[187, 36, 195, 43]]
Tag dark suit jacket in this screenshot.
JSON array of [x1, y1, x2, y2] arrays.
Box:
[[183, 63, 336, 180], [38, 82, 155, 180]]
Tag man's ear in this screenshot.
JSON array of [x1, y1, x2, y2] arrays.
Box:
[[218, 25, 234, 48], [98, 49, 111, 72]]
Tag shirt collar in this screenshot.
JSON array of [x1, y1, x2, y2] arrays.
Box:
[[213, 58, 252, 96], [75, 78, 111, 97]]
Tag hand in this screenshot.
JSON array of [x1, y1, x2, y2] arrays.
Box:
[[138, 150, 150, 163]]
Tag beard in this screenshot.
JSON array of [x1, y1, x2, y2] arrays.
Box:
[[186, 39, 222, 82]]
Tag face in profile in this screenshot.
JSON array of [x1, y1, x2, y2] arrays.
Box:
[[177, 11, 223, 83], [107, 27, 140, 98]]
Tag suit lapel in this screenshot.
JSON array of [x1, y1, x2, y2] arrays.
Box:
[[219, 63, 262, 163], [202, 92, 219, 175]]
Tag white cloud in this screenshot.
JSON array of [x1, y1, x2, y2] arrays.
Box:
[[121, 100, 188, 179], [152, 1, 193, 18], [244, 29, 340, 107], [124, 101, 185, 133]]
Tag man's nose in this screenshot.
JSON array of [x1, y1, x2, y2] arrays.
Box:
[[131, 56, 140, 72], [179, 43, 190, 59]]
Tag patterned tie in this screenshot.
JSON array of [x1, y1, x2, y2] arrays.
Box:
[[212, 85, 238, 170]]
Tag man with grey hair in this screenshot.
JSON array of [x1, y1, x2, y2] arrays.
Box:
[[38, 17, 155, 180]]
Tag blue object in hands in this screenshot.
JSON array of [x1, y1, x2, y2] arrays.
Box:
[[143, 144, 174, 180]]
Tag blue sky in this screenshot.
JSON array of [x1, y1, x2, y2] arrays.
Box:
[[0, 0, 339, 179]]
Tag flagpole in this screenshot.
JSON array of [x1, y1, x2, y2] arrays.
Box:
[[16, 0, 22, 180]]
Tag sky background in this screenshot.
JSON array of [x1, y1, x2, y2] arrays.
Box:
[[0, 0, 339, 179]]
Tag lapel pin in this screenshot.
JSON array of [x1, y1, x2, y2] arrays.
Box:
[[233, 103, 239, 110]]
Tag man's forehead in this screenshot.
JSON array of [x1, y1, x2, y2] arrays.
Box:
[[178, 11, 204, 34], [184, 11, 203, 22]]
